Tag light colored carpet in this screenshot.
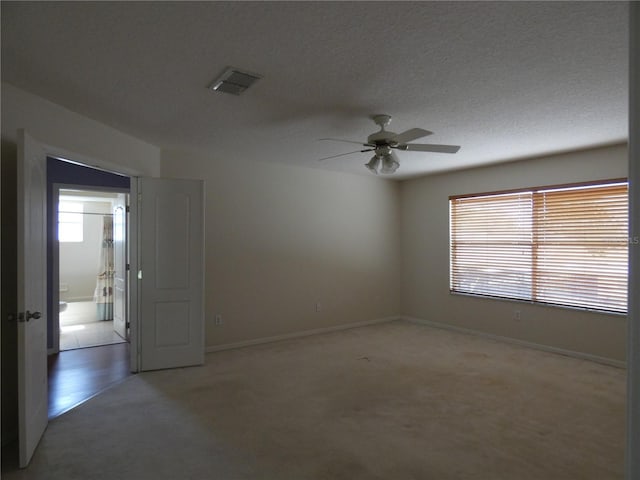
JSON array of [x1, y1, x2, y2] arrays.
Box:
[[2, 320, 626, 479]]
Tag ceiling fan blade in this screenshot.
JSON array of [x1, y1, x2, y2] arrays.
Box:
[[398, 143, 461, 154], [319, 138, 373, 147], [390, 128, 433, 145], [317, 149, 374, 161]]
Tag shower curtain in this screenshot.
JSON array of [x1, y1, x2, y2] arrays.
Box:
[[94, 215, 114, 321]]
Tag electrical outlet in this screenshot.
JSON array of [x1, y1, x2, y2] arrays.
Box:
[[513, 310, 521, 321], [215, 314, 223, 326], [315, 302, 322, 312]]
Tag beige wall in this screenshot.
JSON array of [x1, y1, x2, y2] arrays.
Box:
[[161, 149, 402, 348], [1, 83, 160, 176], [400, 144, 628, 362]]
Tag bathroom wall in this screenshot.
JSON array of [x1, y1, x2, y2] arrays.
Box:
[[59, 200, 113, 302]]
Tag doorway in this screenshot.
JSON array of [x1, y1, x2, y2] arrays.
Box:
[[57, 189, 127, 351], [8, 136, 205, 467], [46, 157, 132, 418]]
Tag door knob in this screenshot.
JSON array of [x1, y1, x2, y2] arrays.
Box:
[[7, 311, 42, 322], [25, 310, 42, 321]]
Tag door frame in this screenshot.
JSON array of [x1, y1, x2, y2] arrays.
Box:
[[112, 192, 130, 342], [42, 145, 143, 373], [51, 184, 130, 354]]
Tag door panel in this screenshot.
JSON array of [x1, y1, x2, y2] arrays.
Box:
[[113, 194, 128, 340], [138, 177, 204, 371], [17, 130, 48, 467]]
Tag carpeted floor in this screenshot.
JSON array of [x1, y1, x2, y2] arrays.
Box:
[[2, 320, 626, 479]]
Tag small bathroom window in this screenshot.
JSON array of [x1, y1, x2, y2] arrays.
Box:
[[58, 201, 84, 242]]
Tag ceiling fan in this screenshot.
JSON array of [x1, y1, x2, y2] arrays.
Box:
[[319, 114, 460, 175]]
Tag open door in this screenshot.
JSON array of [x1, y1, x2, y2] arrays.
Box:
[[13, 149, 204, 465], [113, 193, 128, 341], [137, 177, 204, 371], [16, 130, 48, 467]]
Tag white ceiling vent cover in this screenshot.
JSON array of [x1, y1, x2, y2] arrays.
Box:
[[208, 67, 262, 95]]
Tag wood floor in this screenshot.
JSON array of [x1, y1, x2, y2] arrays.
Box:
[[47, 342, 131, 419]]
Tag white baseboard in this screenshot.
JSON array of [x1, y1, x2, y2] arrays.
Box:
[[403, 316, 626, 369], [206, 316, 399, 353]]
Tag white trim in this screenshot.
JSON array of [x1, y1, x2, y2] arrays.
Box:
[[403, 315, 626, 369], [51, 185, 61, 355], [205, 317, 399, 353], [128, 180, 140, 373]]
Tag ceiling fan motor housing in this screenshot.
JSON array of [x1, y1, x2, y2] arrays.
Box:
[[374, 145, 393, 156], [367, 131, 398, 146]]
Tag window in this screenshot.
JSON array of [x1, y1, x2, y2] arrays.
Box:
[[58, 201, 84, 242], [450, 180, 628, 314]]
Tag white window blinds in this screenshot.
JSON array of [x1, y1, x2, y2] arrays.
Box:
[[450, 181, 628, 314]]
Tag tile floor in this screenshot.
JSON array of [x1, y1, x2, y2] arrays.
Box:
[[59, 301, 126, 350]]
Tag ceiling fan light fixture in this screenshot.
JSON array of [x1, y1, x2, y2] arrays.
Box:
[[380, 154, 399, 174], [365, 156, 380, 174]]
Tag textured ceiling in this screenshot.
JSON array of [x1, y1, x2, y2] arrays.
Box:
[[1, 1, 629, 180]]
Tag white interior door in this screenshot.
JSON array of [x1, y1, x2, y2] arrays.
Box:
[[137, 177, 204, 371], [17, 129, 48, 467], [113, 194, 128, 341]]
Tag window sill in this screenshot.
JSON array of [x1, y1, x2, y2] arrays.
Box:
[[449, 290, 628, 318]]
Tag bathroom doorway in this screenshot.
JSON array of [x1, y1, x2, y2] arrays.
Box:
[[46, 156, 133, 420], [57, 189, 127, 351], [47, 156, 131, 355]]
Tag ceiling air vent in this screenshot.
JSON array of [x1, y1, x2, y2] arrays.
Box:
[[208, 67, 262, 96]]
